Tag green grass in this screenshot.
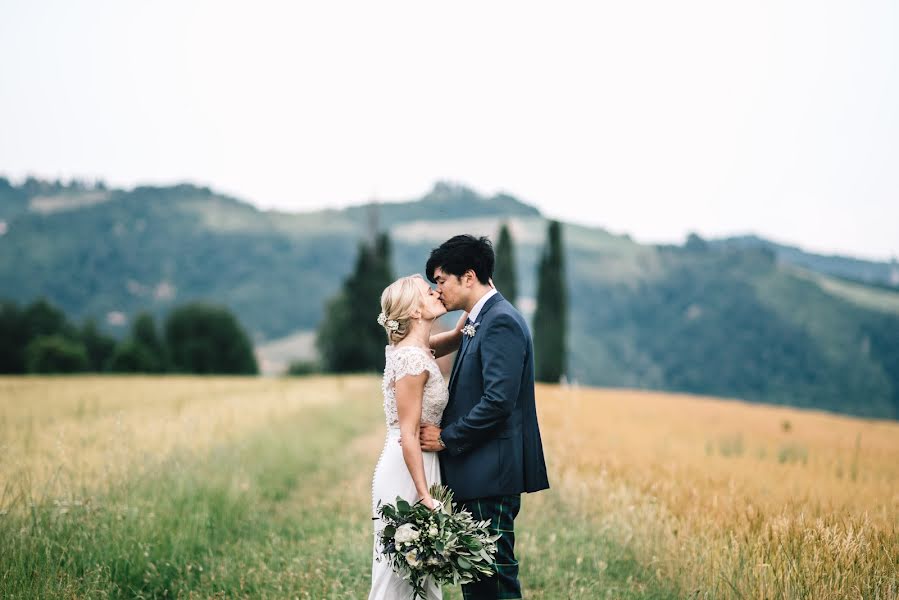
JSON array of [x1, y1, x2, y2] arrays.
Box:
[[0, 391, 678, 599], [506, 491, 677, 600]]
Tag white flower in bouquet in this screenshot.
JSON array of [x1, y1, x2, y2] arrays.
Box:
[[405, 550, 421, 567], [375, 486, 501, 599], [395, 523, 420, 544]]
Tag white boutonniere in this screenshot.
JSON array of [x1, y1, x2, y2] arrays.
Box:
[[462, 322, 479, 338]]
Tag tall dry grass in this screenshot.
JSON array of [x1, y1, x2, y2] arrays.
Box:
[[0, 375, 384, 598], [537, 384, 899, 599], [0, 375, 363, 509], [1, 376, 895, 598]]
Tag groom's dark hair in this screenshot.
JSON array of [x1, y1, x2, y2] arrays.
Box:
[[426, 235, 495, 284]]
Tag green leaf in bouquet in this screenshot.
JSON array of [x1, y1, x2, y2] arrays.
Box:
[[461, 536, 480, 551], [383, 524, 396, 538], [396, 498, 411, 515], [457, 556, 471, 570]]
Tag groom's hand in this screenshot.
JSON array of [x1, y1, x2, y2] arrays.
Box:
[[419, 424, 444, 452]]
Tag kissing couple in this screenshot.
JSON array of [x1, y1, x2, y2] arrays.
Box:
[[370, 234, 550, 600]]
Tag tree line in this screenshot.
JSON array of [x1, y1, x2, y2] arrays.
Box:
[[315, 221, 568, 383], [0, 299, 257, 375], [5, 222, 566, 381]]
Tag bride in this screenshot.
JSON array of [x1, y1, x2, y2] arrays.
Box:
[[370, 274, 467, 600]]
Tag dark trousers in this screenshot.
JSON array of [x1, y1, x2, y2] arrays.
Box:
[[459, 494, 522, 600]]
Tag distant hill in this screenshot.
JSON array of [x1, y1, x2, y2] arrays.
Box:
[[2, 176, 898, 419], [710, 234, 899, 288]]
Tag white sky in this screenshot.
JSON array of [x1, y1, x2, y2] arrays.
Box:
[[1, 1, 897, 260]]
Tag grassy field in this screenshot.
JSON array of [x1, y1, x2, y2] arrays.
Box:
[[1, 376, 896, 599]]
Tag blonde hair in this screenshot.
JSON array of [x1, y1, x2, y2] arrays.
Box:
[[379, 274, 424, 344]]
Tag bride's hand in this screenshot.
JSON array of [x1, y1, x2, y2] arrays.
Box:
[[422, 496, 440, 510]]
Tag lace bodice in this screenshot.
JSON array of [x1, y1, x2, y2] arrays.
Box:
[[381, 345, 448, 428]]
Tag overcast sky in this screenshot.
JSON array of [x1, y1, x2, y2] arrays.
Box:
[[1, 1, 897, 260]]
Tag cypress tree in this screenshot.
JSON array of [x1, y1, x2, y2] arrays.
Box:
[[493, 223, 518, 306], [317, 233, 395, 373], [533, 220, 567, 383]]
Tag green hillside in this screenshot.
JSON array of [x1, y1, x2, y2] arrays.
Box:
[[567, 245, 899, 418], [2, 177, 897, 418], [711, 234, 899, 288]]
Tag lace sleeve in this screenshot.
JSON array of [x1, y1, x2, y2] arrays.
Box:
[[391, 347, 432, 383]]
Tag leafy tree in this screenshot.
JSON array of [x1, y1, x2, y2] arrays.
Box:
[[108, 340, 162, 373], [287, 359, 321, 376], [0, 300, 28, 373], [317, 233, 395, 373], [133, 312, 164, 352], [164, 303, 258, 374], [132, 312, 167, 371], [533, 220, 568, 383], [108, 312, 167, 373], [493, 223, 518, 306], [79, 317, 117, 372], [23, 298, 73, 341], [3, 298, 94, 373], [24, 335, 89, 373]]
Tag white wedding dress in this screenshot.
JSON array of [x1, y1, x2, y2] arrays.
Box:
[[370, 345, 449, 600]]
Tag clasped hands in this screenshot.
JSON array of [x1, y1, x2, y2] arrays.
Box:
[[398, 424, 444, 452]]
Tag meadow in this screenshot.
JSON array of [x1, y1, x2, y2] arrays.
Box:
[[1, 376, 896, 599]]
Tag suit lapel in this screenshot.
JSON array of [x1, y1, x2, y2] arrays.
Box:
[[448, 292, 505, 395], [448, 334, 470, 393]]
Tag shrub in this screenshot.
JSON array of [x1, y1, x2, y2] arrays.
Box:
[[24, 335, 89, 373]]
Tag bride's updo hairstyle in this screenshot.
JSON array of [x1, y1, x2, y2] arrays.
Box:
[[379, 274, 424, 344]]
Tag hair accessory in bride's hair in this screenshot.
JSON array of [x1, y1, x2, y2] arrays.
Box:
[[377, 312, 400, 332]]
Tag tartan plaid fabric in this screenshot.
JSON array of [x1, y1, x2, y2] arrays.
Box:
[[459, 494, 522, 600]]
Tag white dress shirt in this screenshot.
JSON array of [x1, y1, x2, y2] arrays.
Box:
[[467, 288, 498, 323]]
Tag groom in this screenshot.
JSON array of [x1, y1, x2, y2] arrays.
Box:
[[420, 234, 550, 600]]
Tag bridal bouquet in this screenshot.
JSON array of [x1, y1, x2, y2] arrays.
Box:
[[374, 484, 500, 599]]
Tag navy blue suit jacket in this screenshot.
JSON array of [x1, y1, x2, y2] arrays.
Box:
[[439, 292, 550, 502]]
